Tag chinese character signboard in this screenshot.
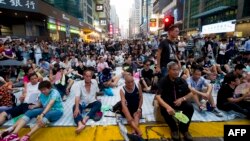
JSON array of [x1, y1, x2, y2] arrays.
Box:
[[202, 20, 236, 34], [0, 0, 38, 12], [100, 18, 107, 25], [96, 4, 104, 12]]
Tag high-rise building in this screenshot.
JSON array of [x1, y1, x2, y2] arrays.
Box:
[[96, 0, 110, 36], [43, 0, 83, 19], [80, 0, 94, 25], [140, 0, 153, 37], [129, 0, 141, 38], [152, 0, 184, 35], [236, 0, 250, 37], [110, 5, 120, 38]]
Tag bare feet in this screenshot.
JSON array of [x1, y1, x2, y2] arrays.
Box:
[[82, 117, 89, 125], [75, 124, 85, 134]]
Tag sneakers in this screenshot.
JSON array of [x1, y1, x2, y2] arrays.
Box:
[[211, 108, 223, 117], [93, 111, 103, 121], [171, 131, 180, 141], [2, 133, 19, 141], [20, 135, 30, 141], [199, 105, 206, 113], [182, 132, 193, 141]]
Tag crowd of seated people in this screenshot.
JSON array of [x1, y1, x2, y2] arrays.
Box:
[[0, 37, 249, 141]]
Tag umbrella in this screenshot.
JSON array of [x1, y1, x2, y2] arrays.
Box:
[[0, 59, 24, 66]]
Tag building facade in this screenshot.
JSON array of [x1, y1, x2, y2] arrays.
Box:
[[236, 0, 250, 37], [184, 0, 238, 37], [129, 0, 141, 39], [0, 0, 108, 41], [96, 0, 110, 38], [152, 0, 184, 36], [110, 5, 120, 39]]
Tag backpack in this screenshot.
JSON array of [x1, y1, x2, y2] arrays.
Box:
[[112, 101, 122, 114]]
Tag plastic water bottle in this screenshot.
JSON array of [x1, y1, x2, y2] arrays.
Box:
[[228, 59, 232, 67]]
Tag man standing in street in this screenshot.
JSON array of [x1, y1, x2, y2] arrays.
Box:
[[156, 25, 179, 76], [156, 61, 194, 141]]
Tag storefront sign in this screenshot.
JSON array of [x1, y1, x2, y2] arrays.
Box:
[[150, 18, 157, 27], [0, 0, 38, 12], [79, 21, 83, 26], [202, 20, 236, 34], [100, 19, 107, 25], [95, 27, 102, 32], [62, 14, 70, 21], [70, 29, 79, 34], [96, 4, 104, 12], [47, 23, 56, 30]]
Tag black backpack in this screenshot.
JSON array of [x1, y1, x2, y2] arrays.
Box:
[[112, 101, 122, 114]]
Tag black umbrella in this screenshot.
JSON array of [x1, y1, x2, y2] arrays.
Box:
[[0, 59, 24, 66]]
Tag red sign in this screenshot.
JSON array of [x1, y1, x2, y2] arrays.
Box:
[[109, 24, 113, 34]]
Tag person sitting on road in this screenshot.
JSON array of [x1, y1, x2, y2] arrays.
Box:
[[186, 67, 222, 117], [49, 63, 74, 101], [140, 60, 154, 92], [217, 74, 250, 119], [156, 61, 194, 141], [0, 73, 40, 129], [71, 70, 102, 134], [99, 68, 120, 90], [120, 75, 143, 136], [1, 80, 64, 141]]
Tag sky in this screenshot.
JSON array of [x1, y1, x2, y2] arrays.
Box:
[[110, 0, 133, 30]]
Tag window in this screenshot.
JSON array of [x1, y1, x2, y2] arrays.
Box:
[[87, 0, 92, 7], [88, 16, 93, 25], [87, 6, 92, 16]]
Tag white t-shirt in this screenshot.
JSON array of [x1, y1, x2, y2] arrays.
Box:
[[71, 80, 99, 105], [86, 60, 96, 67], [24, 82, 40, 104], [97, 62, 109, 72], [178, 41, 187, 52], [219, 43, 227, 55]]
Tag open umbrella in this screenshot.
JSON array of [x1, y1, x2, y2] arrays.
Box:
[[0, 59, 24, 66]]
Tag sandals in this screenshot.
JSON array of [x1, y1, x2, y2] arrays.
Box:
[[0, 130, 10, 139]]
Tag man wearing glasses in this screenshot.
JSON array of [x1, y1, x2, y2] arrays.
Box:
[[156, 61, 194, 141]]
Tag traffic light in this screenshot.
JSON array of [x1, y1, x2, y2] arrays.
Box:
[[163, 15, 174, 31]]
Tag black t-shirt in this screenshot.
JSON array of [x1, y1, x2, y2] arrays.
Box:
[[222, 71, 242, 85], [123, 62, 137, 73], [141, 69, 154, 80], [157, 76, 190, 107], [158, 39, 177, 68], [186, 61, 197, 69], [217, 84, 234, 108], [76, 66, 86, 76], [204, 60, 212, 68]]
